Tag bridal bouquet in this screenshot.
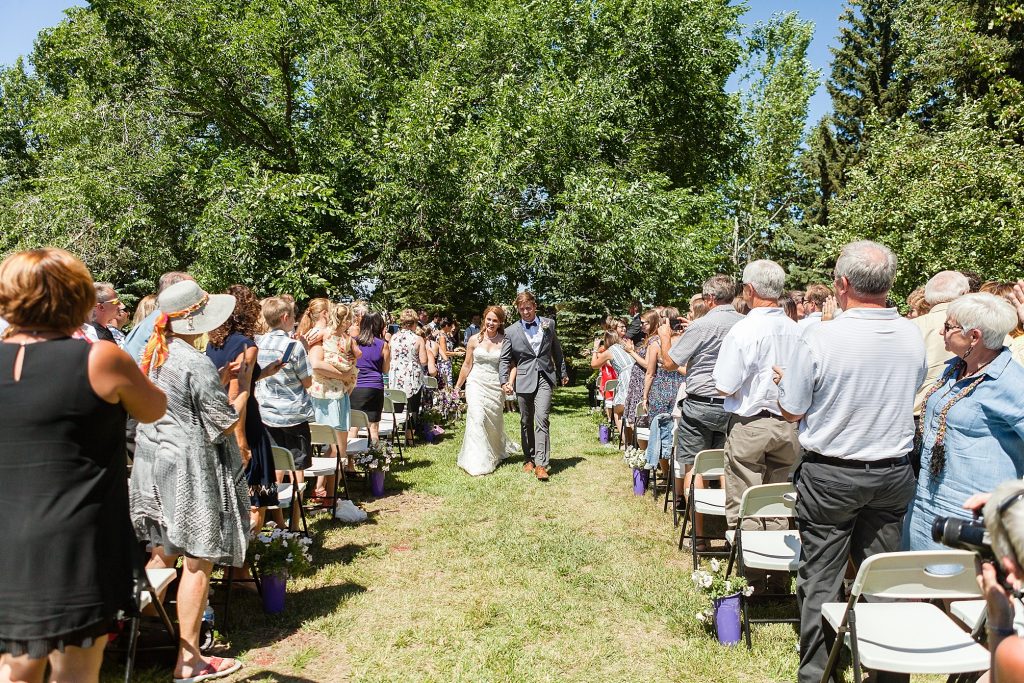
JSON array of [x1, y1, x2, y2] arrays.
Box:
[[435, 389, 462, 422], [623, 446, 648, 469], [248, 522, 314, 580], [356, 441, 394, 472], [692, 559, 753, 623]]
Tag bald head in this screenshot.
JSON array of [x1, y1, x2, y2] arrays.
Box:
[[924, 271, 969, 305]]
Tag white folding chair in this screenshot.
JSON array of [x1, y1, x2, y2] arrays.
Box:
[[269, 445, 309, 536], [381, 389, 408, 461], [422, 376, 438, 390], [821, 550, 990, 682], [724, 483, 800, 648], [307, 422, 348, 504], [123, 567, 178, 683], [679, 449, 728, 569], [950, 597, 1024, 639]]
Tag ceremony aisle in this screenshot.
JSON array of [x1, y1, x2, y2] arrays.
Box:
[[110, 388, 801, 682]]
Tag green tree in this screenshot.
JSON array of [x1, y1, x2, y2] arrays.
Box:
[[827, 104, 1024, 297], [728, 12, 820, 266]]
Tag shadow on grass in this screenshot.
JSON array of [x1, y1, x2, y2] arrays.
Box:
[[548, 456, 585, 475], [313, 541, 379, 566], [224, 580, 368, 650], [234, 672, 322, 683], [550, 389, 591, 415]]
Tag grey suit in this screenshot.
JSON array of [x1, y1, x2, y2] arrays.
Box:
[[499, 317, 568, 468]]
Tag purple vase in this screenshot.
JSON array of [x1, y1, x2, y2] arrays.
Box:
[[598, 424, 610, 443], [713, 592, 742, 645], [370, 470, 386, 497], [261, 574, 287, 614], [632, 467, 649, 496]]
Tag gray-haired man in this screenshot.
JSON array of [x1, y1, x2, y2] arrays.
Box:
[[778, 241, 926, 683], [658, 275, 743, 479]]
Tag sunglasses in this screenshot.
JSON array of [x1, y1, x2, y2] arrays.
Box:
[[99, 297, 121, 307]]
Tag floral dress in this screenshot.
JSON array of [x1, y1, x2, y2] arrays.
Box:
[[437, 334, 454, 388], [389, 329, 423, 396], [648, 338, 684, 419]]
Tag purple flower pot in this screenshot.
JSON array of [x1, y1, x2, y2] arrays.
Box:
[[598, 424, 610, 443], [370, 470, 386, 497], [713, 592, 742, 646], [632, 467, 649, 496], [261, 574, 287, 614]]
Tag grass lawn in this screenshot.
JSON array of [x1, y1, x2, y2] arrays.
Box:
[[105, 387, 809, 682]]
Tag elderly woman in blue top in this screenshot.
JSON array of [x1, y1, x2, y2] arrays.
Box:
[[903, 292, 1024, 551]]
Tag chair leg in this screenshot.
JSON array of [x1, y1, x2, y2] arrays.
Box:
[[678, 500, 690, 551], [849, 612, 862, 683], [123, 616, 140, 683], [221, 569, 233, 632], [742, 593, 752, 649]]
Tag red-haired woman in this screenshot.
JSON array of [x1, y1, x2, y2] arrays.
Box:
[[0, 248, 166, 683]]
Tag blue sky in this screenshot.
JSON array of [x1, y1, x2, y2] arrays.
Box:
[[1, 0, 844, 125]]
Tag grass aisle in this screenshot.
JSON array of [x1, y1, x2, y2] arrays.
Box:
[[119, 387, 801, 682]]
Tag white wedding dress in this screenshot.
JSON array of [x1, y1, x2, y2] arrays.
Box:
[[457, 344, 507, 476]]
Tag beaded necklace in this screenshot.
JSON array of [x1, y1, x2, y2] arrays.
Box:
[[917, 357, 989, 478]]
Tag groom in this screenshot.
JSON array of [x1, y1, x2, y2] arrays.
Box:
[[499, 291, 568, 481]]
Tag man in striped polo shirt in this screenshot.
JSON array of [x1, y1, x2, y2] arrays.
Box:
[[777, 240, 927, 683]]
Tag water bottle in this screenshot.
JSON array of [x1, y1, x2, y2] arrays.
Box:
[[199, 602, 215, 651]]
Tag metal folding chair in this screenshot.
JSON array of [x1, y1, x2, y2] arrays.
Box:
[[269, 445, 309, 536], [678, 449, 728, 569], [820, 550, 989, 683], [724, 483, 800, 648], [123, 567, 178, 683]]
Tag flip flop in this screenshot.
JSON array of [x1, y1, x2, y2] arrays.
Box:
[[173, 656, 242, 683]]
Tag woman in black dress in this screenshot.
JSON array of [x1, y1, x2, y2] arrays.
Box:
[[206, 284, 280, 531], [0, 248, 166, 683]]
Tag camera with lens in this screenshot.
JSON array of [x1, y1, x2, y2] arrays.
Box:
[[933, 515, 1011, 588]]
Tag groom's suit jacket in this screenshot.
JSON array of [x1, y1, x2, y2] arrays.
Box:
[[499, 316, 568, 394]]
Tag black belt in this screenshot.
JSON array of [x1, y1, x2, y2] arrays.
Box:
[[751, 410, 785, 420], [686, 394, 725, 406], [803, 452, 909, 470]]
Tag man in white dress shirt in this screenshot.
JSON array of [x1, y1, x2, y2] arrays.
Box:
[[712, 259, 802, 591]]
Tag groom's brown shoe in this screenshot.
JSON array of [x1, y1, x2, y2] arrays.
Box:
[[535, 466, 549, 481], [523, 461, 535, 473]]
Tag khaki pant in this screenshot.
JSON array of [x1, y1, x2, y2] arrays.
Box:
[[723, 413, 800, 529]]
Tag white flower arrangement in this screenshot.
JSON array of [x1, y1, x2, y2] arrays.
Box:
[[246, 522, 314, 580], [691, 559, 752, 624], [622, 446, 648, 469], [356, 440, 394, 472], [541, 321, 550, 331]]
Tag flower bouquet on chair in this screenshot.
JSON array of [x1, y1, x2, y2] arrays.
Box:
[[247, 523, 314, 614], [623, 446, 650, 495], [692, 559, 753, 646], [356, 441, 394, 496]]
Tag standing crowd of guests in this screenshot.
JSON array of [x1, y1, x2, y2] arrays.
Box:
[[592, 241, 1024, 683], [0, 247, 472, 683]]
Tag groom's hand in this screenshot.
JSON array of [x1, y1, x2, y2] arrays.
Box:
[[561, 376, 569, 386], [502, 382, 513, 395]]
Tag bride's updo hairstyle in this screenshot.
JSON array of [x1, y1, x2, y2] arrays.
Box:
[[477, 305, 506, 343]]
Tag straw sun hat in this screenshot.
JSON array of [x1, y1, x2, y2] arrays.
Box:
[[156, 280, 236, 334]]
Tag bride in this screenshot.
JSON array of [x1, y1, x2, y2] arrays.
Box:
[[454, 306, 511, 476]]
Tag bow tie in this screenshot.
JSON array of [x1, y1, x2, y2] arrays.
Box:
[[524, 320, 538, 328]]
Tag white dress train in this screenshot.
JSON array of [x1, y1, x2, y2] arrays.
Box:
[[457, 344, 507, 476]]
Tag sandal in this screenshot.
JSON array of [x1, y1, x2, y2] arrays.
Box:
[[173, 656, 242, 683]]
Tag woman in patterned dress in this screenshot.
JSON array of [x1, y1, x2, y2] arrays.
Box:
[[643, 306, 686, 420], [130, 280, 250, 683], [389, 309, 429, 442], [623, 310, 660, 431]]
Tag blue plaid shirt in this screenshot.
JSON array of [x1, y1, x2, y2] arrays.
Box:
[[255, 330, 314, 427]]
